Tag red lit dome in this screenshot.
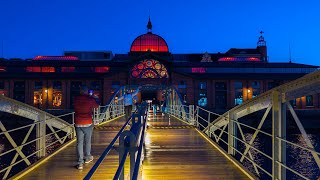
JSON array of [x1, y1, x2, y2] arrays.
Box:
[[130, 33, 169, 52]]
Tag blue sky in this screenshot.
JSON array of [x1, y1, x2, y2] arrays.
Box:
[[0, 0, 319, 65]]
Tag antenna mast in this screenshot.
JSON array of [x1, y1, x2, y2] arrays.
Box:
[[1, 40, 3, 58], [289, 43, 292, 63]]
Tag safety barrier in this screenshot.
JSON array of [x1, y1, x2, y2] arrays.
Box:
[[84, 103, 148, 180], [196, 70, 320, 180], [0, 109, 74, 180]]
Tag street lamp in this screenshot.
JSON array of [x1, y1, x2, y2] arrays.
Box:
[[45, 89, 48, 109]]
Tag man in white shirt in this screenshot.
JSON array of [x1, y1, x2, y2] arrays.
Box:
[[118, 88, 140, 120]]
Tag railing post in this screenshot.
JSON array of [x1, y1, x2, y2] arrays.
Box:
[[189, 105, 194, 125], [196, 106, 199, 128], [272, 91, 286, 180], [71, 112, 75, 139], [36, 113, 46, 158], [228, 112, 236, 155], [114, 103, 117, 119], [96, 107, 100, 122], [208, 112, 211, 129], [93, 108, 98, 125]]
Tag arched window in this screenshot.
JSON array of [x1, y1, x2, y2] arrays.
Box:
[[130, 59, 168, 79]]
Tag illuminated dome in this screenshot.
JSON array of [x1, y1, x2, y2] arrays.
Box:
[[130, 17, 169, 52]]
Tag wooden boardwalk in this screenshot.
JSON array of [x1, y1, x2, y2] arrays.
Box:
[[143, 114, 248, 180], [19, 112, 249, 180]]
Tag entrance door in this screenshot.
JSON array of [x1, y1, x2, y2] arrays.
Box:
[[141, 91, 157, 101]]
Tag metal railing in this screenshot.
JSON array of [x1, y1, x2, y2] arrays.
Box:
[[93, 86, 126, 125], [93, 85, 141, 125], [165, 86, 195, 125], [192, 70, 320, 180], [84, 103, 148, 180], [0, 103, 75, 180]]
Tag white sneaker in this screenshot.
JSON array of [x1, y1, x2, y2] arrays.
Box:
[[76, 164, 83, 170], [85, 156, 94, 164]]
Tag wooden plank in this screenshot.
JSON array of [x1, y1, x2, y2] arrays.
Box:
[[21, 117, 130, 180], [21, 113, 248, 179], [141, 129, 248, 179]]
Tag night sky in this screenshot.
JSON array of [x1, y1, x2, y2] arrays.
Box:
[[0, 0, 319, 65]]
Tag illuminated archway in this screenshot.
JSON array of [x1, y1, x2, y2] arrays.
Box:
[[130, 59, 168, 78]]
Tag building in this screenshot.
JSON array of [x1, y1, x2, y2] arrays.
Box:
[[0, 18, 318, 111]]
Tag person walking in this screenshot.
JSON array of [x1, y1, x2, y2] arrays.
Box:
[[152, 98, 158, 115], [74, 85, 99, 170], [118, 87, 140, 120], [161, 100, 167, 116]]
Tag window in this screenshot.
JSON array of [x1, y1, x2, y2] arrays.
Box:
[[35, 81, 43, 89], [306, 95, 313, 106], [14, 81, 25, 90], [111, 81, 120, 89], [215, 82, 226, 90], [53, 91, 62, 107], [178, 81, 187, 99], [0, 81, 4, 89], [198, 82, 207, 107], [290, 99, 296, 107], [34, 91, 43, 108], [199, 82, 206, 90], [90, 81, 101, 104], [52, 81, 62, 108], [91, 81, 101, 90], [0, 66, 6, 72], [26, 66, 55, 72], [130, 59, 168, 78], [252, 81, 260, 98], [61, 67, 75, 72], [71, 81, 82, 90], [14, 81, 25, 102], [234, 82, 243, 105], [53, 81, 62, 90], [198, 96, 207, 107], [178, 81, 186, 89], [70, 81, 82, 108], [94, 67, 110, 73], [267, 82, 279, 90], [215, 82, 227, 108]]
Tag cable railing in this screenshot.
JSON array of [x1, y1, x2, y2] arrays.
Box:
[[93, 85, 141, 125], [93, 86, 126, 125], [193, 70, 320, 180], [166, 86, 195, 125], [84, 103, 148, 180]]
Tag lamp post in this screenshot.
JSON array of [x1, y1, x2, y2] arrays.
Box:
[[45, 89, 48, 109]]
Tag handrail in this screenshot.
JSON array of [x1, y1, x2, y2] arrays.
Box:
[[0, 111, 75, 180], [95, 85, 141, 125], [165, 86, 195, 124], [113, 148, 129, 180], [84, 104, 148, 180], [132, 107, 148, 180], [83, 112, 133, 180], [0, 95, 73, 133], [195, 70, 320, 179], [100, 86, 125, 114]]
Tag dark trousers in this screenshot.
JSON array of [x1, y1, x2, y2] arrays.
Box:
[[125, 105, 132, 120]]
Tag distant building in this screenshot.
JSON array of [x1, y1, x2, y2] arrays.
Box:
[[0, 18, 318, 111]]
